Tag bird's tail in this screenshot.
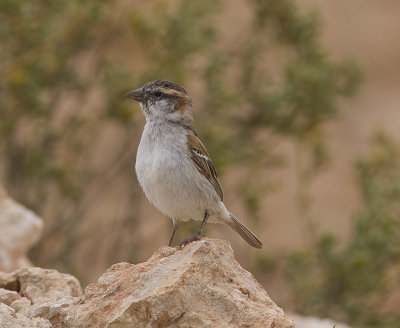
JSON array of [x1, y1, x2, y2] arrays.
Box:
[[225, 213, 263, 249]]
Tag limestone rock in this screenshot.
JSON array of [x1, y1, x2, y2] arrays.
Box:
[[36, 239, 294, 328], [0, 188, 44, 272], [29, 296, 77, 323], [0, 239, 294, 327], [0, 272, 18, 291], [0, 303, 51, 328], [15, 267, 82, 304], [0, 267, 82, 326], [0, 288, 20, 306], [0, 266, 82, 320], [10, 297, 31, 316]]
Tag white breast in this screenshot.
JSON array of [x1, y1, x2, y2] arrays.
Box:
[[135, 122, 222, 222]]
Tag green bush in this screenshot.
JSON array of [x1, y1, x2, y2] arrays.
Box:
[[286, 133, 400, 328]]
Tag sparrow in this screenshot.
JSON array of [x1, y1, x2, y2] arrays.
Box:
[[126, 80, 262, 248]]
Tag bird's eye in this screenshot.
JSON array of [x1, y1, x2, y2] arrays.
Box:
[[154, 91, 162, 98]]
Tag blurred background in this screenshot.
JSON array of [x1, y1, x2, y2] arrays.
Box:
[[1, 0, 399, 327]]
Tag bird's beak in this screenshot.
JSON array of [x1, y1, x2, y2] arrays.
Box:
[[125, 88, 145, 102]]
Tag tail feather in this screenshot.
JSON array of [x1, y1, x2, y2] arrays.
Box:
[[226, 214, 263, 249]]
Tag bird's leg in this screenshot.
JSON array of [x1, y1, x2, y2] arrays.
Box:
[[197, 210, 210, 238], [168, 219, 179, 247], [180, 211, 209, 248]]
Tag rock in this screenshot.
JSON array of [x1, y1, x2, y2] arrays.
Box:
[[0, 272, 18, 291], [29, 296, 77, 323], [0, 239, 293, 327], [10, 298, 32, 316], [0, 267, 82, 326], [0, 288, 20, 306], [0, 303, 51, 328], [0, 187, 44, 272], [291, 314, 352, 328], [34, 239, 294, 328], [15, 267, 82, 304], [0, 266, 81, 314]]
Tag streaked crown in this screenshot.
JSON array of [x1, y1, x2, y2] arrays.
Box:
[[126, 80, 193, 123]]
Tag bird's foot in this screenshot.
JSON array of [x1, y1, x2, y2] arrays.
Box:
[[179, 231, 203, 249]]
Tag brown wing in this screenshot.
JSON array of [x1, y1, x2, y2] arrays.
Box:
[[187, 131, 223, 201]]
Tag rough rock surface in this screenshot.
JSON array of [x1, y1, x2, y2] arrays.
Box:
[[34, 239, 294, 327], [0, 267, 82, 327], [0, 186, 44, 272], [0, 239, 294, 327], [16, 267, 82, 304], [0, 288, 20, 306], [0, 272, 19, 292], [0, 303, 51, 328]]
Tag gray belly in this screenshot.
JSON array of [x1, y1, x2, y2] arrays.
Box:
[[136, 148, 220, 221]]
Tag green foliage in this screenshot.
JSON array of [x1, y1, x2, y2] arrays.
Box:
[[129, 0, 220, 82], [101, 62, 137, 124], [0, 1, 144, 279], [241, 0, 362, 150], [286, 133, 400, 328], [0, 0, 110, 207]]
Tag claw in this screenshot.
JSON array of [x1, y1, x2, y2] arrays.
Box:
[[179, 231, 203, 248], [179, 211, 209, 249]]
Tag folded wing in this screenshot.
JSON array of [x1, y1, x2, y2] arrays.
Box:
[[187, 130, 224, 201]]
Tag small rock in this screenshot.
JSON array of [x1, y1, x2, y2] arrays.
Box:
[[0, 189, 44, 272], [0, 303, 17, 328], [0, 288, 20, 306], [29, 296, 77, 321], [15, 267, 82, 304], [10, 297, 31, 316], [0, 302, 51, 328], [0, 272, 18, 291]]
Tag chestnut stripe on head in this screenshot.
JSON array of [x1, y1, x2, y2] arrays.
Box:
[[161, 87, 192, 110]]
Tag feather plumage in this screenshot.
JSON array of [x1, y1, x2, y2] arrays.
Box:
[[187, 130, 224, 201]]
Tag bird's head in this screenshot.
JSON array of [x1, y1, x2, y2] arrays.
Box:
[[126, 80, 193, 125]]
